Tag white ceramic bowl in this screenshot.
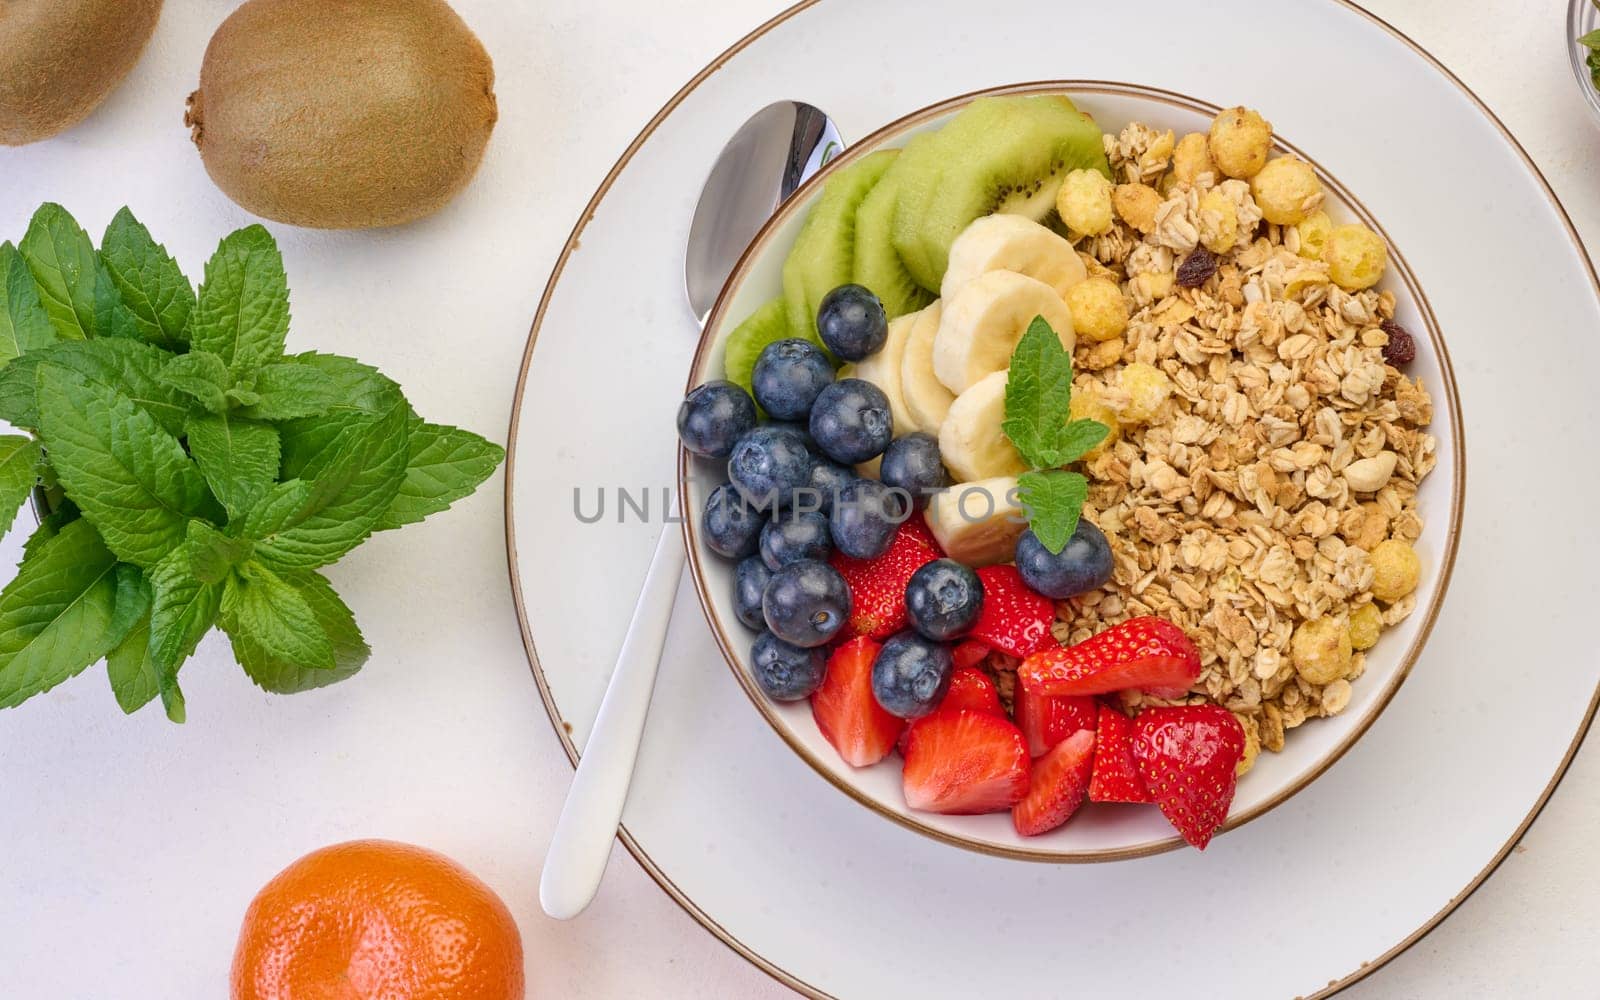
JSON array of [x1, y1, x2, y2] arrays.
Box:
[[680, 82, 1463, 861]]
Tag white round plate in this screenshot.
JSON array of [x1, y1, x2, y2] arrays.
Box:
[[507, 1, 1600, 996], [680, 82, 1463, 862]]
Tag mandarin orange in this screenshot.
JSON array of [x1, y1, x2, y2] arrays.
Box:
[[230, 839, 524, 1000]]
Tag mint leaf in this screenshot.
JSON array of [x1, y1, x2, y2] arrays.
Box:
[[1055, 419, 1110, 466], [106, 614, 159, 714], [281, 569, 368, 674], [237, 361, 343, 421], [36, 365, 212, 567], [189, 226, 288, 378], [148, 546, 222, 680], [1017, 469, 1089, 555], [283, 352, 397, 415], [375, 419, 505, 531], [1002, 317, 1079, 467], [0, 241, 57, 364], [105, 562, 151, 651], [0, 518, 120, 709], [0, 435, 41, 539], [226, 387, 261, 407], [256, 389, 409, 569], [220, 562, 337, 692], [158, 350, 230, 413], [0, 339, 191, 435], [185, 412, 279, 519], [186, 519, 252, 584], [240, 479, 316, 540], [101, 209, 195, 349], [1579, 28, 1600, 47], [17, 204, 103, 340]]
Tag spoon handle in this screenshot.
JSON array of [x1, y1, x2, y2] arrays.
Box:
[[539, 525, 687, 920]]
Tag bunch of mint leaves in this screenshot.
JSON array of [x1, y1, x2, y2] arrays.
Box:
[[1002, 317, 1108, 554], [0, 203, 504, 721]]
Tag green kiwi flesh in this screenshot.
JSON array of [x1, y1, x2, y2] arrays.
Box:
[[781, 149, 898, 343], [891, 95, 1110, 292], [851, 168, 934, 321]]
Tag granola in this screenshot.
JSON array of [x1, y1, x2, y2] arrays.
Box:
[[1039, 120, 1434, 763]]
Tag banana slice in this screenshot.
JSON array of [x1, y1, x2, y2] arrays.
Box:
[[933, 270, 1075, 394], [938, 370, 1028, 483], [924, 475, 1029, 567], [849, 309, 919, 437], [900, 300, 953, 435], [940, 214, 1088, 302]]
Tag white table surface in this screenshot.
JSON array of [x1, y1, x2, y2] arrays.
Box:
[[2, 1, 1596, 997]]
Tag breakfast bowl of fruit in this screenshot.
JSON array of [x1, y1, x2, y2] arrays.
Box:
[[677, 82, 1462, 861]]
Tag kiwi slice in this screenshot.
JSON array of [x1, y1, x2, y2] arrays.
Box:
[[883, 131, 949, 294], [892, 95, 1110, 291], [852, 167, 934, 321], [780, 149, 898, 343], [722, 297, 796, 396]]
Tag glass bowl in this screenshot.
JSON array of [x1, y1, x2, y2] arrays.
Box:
[[1568, 0, 1600, 124]]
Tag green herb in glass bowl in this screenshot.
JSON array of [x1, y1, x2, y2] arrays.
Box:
[[0, 203, 504, 721]]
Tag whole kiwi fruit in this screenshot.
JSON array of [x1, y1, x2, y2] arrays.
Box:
[[185, 0, 497, 229], [0, 0, 164, 145]]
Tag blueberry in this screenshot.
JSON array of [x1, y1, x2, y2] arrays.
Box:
[[733, 557, 772, 630], [727, 425, 811, 511], [751, 339, 834, 420], [805, 455, 855, 515], [760, 510, 832, 570], [761, 559, 850, 648], [677, 380, 757, 459], [904, 559, 984, 641], [817, 284, 888, 361], [878, 432, 948, 504], [830, 477, 909, 560], [750, 631, 828, 701], [768, 419, 816, 452], [870, 630, 953, 719], [809, 378, 893, 464], [702, 482, 764, 559], [1014, 521, 1115, 599]]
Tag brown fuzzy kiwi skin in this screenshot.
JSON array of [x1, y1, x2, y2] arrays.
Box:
[[0, 0, 164, 146], [185, 0, 498, 230]]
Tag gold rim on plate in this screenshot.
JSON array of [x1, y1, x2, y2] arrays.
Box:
[[680, 79, 1465, 864], [503, 2, 1600, 995]]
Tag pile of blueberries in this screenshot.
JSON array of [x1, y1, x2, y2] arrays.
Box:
[[677, 285, 957, 711]]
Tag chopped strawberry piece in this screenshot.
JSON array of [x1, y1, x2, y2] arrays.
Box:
[[967, 565, 1057, 658], [1013, 686, 1097, 758], [951, 638, 990, 671], [1088, 705, 1152, 803], [901, 709, 1031, 815], [1132, 705, 1245, 850], [898, 665, 1002, 754], [940, 666, 1003, 717], [811, 637, 904, 767], [1018, 616, 1200, 697], [1011, 729, 1095, 836], [830, 517, 942, 640]]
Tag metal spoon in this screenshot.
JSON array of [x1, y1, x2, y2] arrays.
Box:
[[540, 102, 842, 920]]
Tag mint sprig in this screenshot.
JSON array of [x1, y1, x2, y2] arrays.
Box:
[[0, 203, 505, 720], [1002, 317, 1108, 555]]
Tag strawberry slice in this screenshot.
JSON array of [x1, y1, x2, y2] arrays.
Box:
[[1013, 686, 1098, 758], [967, 565, 1057, 658], [901, 709, 1031, 815], [941, 665, 1003, 717], [898, 665, 1002, 754], [1018, 616, 1200, 697], [1132, 704, 1245, 849], [1011, 729, 1095, 836], [829, 517, 941, 640], [812, 636, 905, 767], [1088, 705, 1152, 803], [951, 638, 990, 671]]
